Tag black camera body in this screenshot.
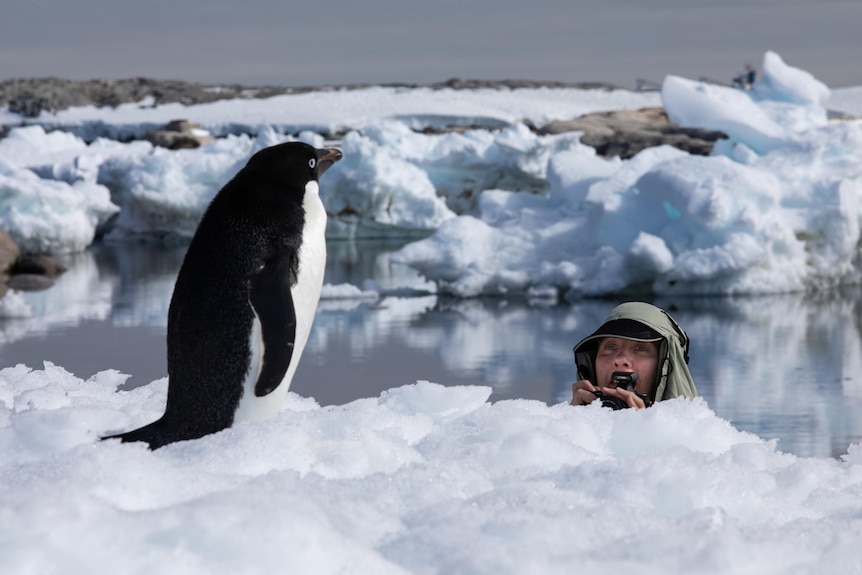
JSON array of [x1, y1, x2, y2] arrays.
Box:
[[597, 394, 630, 410], [593, 372, 653, 410]]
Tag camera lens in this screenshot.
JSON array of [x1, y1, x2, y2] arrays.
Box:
[[599, 395, 629, 410]]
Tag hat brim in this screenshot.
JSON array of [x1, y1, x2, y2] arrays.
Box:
[[573, 318, 663, 355]]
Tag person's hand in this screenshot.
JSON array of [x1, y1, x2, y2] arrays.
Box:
[[571, 380, 648, 409], [570, 379, 599, 406], [592, 385, 648, 409]]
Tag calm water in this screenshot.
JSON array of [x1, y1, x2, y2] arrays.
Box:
[[2, 240, 861, 459]]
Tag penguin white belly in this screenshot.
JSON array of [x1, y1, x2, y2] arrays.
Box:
[[234, 181, 327, 422]]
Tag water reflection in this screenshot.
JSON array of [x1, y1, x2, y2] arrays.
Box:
[[658, 293, 862, 459], [1, 240, 861, 458]]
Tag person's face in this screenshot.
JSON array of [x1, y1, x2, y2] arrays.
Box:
[[595, 337, 659, 395]]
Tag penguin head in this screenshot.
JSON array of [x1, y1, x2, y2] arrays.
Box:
[[244, 142, 342, 187]]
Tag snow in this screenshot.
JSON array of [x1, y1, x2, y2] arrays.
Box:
[[320, 282, 380, 301], [1, 365, 861, 574], [829, 85, 862, 117], [0, 156, 119, 253], [2, 52, 862, 573]]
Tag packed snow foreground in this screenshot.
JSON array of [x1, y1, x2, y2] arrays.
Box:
[[1, 364, 861, 574], [2, 51, 861, 297]]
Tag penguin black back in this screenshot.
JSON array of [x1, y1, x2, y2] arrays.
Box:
[[104, 142, 342, 449]]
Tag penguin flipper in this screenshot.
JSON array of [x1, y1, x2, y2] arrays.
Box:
[[249, 254, 297, 397]]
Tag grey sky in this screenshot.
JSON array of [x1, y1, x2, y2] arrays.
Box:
[[1, 0, 860, 89]]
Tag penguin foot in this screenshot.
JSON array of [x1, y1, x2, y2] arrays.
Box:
[[101, 419, 170, 450]]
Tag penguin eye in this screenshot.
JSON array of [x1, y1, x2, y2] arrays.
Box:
[[308, 158, 316, 169]]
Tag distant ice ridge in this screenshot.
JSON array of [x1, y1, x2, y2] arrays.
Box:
[[0, 51, 860, 296], [0, 83, 652, 250], [395, 51, 862, 296]]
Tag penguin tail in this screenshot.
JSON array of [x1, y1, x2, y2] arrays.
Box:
[[101, 418, 170, 450]]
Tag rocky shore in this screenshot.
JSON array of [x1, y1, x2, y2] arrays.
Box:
[[537, 106, 726, 159], [0, 77, 619, 118], [1, 76, 729, 159], [0, 229, 65, 298]]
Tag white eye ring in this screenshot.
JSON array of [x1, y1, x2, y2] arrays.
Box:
[[308, 158, 316, 169]]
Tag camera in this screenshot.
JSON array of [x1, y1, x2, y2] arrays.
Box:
[[610, 371, 637, 390], [596, 394, 630, 410], [592, 372, 652, 410]]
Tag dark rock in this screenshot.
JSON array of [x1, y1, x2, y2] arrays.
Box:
[[6, 273, 56, 292], [435, 78, 619, 91], [142, 119, 213, 149], [11, 253, 67, 278], [537, 106, 728, 159], [0, 237, 67, 294], [0, 77, 293, 118], [0, 254, 66, 298], [0, 229, 20, 274]]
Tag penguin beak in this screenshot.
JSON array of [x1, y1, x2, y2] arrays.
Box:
[[316, 147, 343, 177]]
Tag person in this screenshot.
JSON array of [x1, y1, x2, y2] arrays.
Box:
[[570, 302, 697, 409]]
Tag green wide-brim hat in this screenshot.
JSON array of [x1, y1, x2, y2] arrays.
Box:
[[572, 302, 697, 402]]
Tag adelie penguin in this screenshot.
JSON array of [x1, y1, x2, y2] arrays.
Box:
[[104, 142, 342, 449]]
